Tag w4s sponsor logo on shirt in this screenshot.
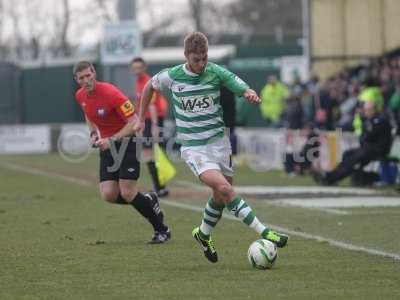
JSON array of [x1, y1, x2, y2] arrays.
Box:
[[180, 95, 214, 113]]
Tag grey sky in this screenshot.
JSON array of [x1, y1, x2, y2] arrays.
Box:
[[0, 0, 235, 59]]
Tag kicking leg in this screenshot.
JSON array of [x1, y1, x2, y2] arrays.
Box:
[[200, 170, 288, 247]]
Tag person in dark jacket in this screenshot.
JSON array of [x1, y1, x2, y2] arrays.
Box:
[[313, 101, 392, 185], [220, 86, 238, 155]]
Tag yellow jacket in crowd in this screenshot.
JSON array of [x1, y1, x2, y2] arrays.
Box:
[[260, 82, 289, 122], [353, 87, 384, 135]]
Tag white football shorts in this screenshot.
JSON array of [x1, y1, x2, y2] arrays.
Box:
[[180, 136, 233, 177]]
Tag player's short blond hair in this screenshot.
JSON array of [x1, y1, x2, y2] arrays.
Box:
[[73, 61, 95, 76], [184, 32, 208, 54]]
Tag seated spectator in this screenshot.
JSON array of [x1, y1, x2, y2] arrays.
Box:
[[358, 77, 384, 111], [353, 76, 384, 135], [313, 101, 393, 185]]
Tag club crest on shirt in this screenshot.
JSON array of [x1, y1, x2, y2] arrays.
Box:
[[96, 108, 106, 118]]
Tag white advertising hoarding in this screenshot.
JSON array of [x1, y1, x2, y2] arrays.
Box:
[[0, 125, 51, 154]]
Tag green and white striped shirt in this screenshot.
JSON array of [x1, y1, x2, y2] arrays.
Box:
[[151, 62, 249, 147]]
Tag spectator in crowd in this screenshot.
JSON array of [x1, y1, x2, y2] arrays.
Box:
[[259, 75, 289, 127], [289, 74, 305, 98], [274, 53, 400, 133], [358, 77, 384, 111], [250, 53, 400, 133], [282, 94, 304, 130], [307, 74, 321, 95], [353, 77, 385, 136], [389, 80, 400, 135], [337, 84, 359, 131], [234, 51, 400, 186], [313, 101, 392, 186], [312, 80, 337, 131]]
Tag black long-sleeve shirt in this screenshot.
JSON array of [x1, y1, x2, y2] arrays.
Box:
[[360, 114, 393, 156]]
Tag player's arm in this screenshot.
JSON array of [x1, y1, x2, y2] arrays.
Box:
[[95, 114, 139, 150], [216, 64, 260, 104], [85, 116, 99, 147], [75, 92, 99, 146], [109, 96, 138, 139], [242, 89, 261, 104], [95, 114, 139, 151], [134, 69, 169, 133], [148, 94, 159, 138], [112, 114, 140, 140], [134, 81, 157, 133]]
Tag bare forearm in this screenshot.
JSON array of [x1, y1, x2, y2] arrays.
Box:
[[85, 117, 97, 134], [149, 104, 158, 125], [138, 82, 155, 121], [112, 115, 139, 140]]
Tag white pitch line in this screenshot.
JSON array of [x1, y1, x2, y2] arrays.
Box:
[[279, 197, 400, 208], [1, 162, 399, 261], [273, 202, 352, 215], [175, 180, 207, 190], [176, 180, 380, 196], [302, 207, 352, 216], [0, 162, 93, 187], [301, 207, 352, 215], [234, 185, 379, 195], [163, 200, 400, 261]]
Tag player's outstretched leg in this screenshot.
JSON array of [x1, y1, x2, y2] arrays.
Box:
[[192, 197, 224, 263], [226, 196, 288, 248], [199, 170, 289, 248]]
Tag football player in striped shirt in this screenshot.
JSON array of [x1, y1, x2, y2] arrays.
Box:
[[134, 32, 288, 262]]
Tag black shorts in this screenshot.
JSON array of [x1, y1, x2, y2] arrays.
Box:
[[143, 117, 164, 149], [99, 138, 140, 182]]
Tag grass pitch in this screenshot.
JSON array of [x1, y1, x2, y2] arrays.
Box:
[[0, 153, 399, 299]]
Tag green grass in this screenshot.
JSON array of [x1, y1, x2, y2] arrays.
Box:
[[0, 154, 399, 299]]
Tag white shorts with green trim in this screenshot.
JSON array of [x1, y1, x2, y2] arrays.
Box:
[[180, 136, 233, 177]]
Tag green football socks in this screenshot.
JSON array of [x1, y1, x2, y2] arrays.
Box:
[[199, 197, 224, 240]]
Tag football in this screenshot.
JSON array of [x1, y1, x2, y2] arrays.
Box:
[[247, 239, 278, 270]]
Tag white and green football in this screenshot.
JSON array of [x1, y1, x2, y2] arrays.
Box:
[[247, 239, 278, 270]]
